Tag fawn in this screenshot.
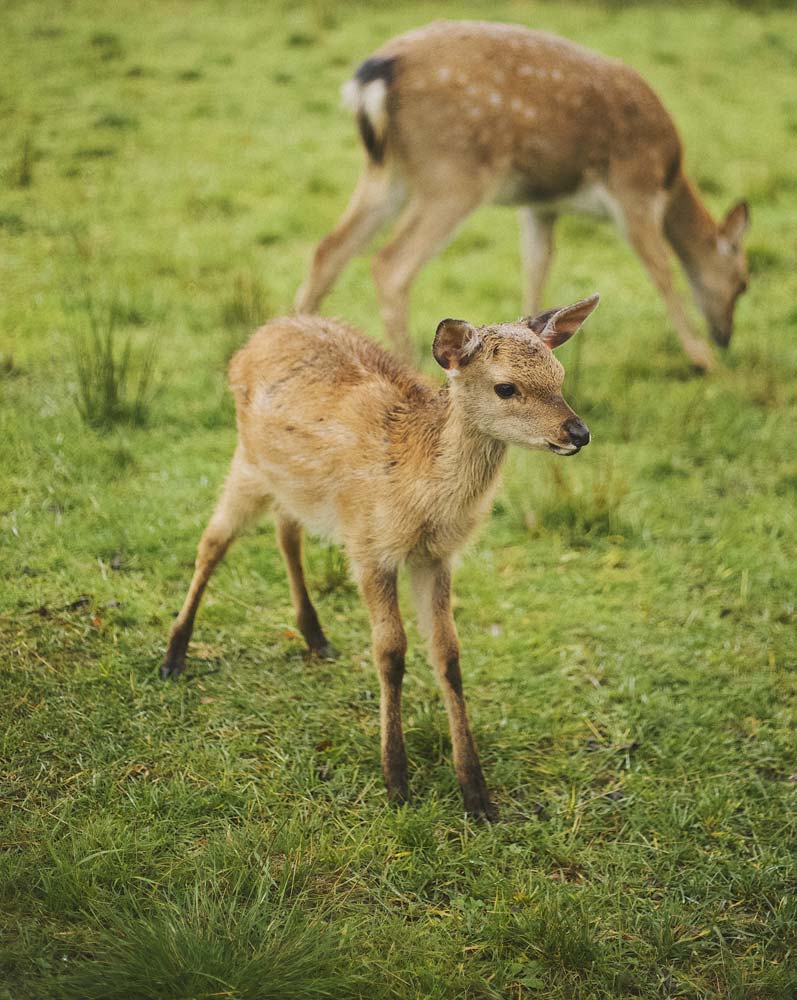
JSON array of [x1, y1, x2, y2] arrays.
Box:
[[161, 295, 599, 819], [295, 20, 748, 371]]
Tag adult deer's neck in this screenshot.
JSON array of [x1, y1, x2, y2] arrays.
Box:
[[664, 172, 718, 283]]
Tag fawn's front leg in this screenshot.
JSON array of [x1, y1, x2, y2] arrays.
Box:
[[411, 557, 497, 821], [359, 564, 409, 804]]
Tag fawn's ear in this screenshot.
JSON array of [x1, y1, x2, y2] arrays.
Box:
[[433, 319, 481, 371], [719, 200, 749, 249], [525, 293, 600, 350]]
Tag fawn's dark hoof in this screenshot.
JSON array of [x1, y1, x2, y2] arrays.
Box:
[[462, 780, 499, 822], [387, 785, 410, 806], [310, 641, 338, 661], [160, 653, 186, 680]]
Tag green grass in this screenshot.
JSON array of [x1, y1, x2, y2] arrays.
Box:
[[1, 1, 796, 997]]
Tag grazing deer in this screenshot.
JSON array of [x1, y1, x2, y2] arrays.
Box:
[[294, 20, 749, 371], [161, 294, 600, 819]]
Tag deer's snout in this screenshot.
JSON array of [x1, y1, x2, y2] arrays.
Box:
[[710, 322, 732, 348], [563, 416, 590, 450]]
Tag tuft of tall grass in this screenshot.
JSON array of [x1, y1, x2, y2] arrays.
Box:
[[315, 543, 354, 596], [71, 294, 158, 430], [55, 878, 365, 1000], [505, 456, 629, 545], [222, 272, 270, 331], [89, 31, 125, 61], [0, 353, 21, 378], [6, 133, 35, 188], [220, 272, 271, 365]]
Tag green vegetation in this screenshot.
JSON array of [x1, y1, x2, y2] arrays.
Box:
[[1, 1, 795, 997]]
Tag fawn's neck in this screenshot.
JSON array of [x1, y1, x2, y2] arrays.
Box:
[[664, 172, 718, 285], [433, 388, 507, 512]]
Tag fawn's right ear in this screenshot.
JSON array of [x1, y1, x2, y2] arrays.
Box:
[[433, 319, 481, 372], [524, 294, 600, 350]]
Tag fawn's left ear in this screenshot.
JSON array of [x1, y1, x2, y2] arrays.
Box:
[[433, 319, 481, 371], [525, 293, 600, 350]]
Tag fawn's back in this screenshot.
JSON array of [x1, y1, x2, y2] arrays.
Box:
[[228, 316, 450, 555]]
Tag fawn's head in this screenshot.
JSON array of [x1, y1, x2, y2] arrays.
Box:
[[694, 200, 750, 347], [433, 295, 599, 455]]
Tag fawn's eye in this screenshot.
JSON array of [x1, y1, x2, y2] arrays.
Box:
[[494, 383, 517, 399]]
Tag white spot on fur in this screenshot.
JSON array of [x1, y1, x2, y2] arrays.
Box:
[[520, 65, 532, 76], [437, 66, 451, 83], [524, 107, 538, 120], [489, 92, 502, 107], [551, 69, 563, 81]]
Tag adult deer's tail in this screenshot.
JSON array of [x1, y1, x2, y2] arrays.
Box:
[[341, 56, 396, 164]]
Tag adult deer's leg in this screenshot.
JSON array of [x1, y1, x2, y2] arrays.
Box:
[[519, 207, 556, 315], [410, 557, 496, 820], [620, 204, 714, 371], [161, 449, 269, 679], [358, 563, 409, 803], [294, 164, 405, 314], [372, 187, 483, 359], [275, 512, 332, 657]]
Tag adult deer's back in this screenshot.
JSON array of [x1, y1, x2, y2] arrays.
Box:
[[295, 20, 748, 370]]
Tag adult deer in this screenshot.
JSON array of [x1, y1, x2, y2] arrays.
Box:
[[294, 21, 748, 370], [161, 295, 600, 819]]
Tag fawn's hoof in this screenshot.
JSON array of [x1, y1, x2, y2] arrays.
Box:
[[387, 785, 410, 806], [385, 767, 409, 806], [311, 641, 337, 661], [462, 781, 498, 822], [160, 654, 186, 680]]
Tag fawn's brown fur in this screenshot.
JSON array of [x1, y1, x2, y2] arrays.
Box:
[[161, 295, 599, 818], [295, 20, 749, 371]]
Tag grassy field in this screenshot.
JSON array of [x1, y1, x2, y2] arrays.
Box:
[[2, 0, 796, 997]]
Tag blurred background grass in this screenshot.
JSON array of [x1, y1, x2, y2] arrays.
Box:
[[1, 1, 796, 997]]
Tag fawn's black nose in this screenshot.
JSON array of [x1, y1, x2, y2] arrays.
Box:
[[564, 417, 590, 449]]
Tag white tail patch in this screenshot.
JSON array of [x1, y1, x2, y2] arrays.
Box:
[[341, 77, 388, 141], [340, 78, 360, 112]]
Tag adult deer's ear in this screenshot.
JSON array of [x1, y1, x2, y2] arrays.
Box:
[[525, 293, 600, 349], [433, 319, 481, 371], [719, 200, 749, 250]]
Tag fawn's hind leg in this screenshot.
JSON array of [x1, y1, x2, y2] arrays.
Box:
[[275, 513, 333, 657], [161, 450, 269, 679]]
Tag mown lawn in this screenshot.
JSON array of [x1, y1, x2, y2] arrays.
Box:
[[1, 1, 796, 997]]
